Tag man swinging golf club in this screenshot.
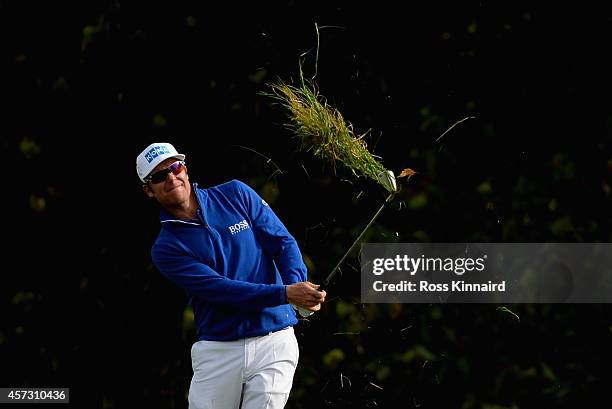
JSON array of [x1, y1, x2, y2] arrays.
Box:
[[137, 142, 326, 409]]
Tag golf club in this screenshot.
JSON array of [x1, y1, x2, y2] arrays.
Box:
[[294, 171, 398, 317]]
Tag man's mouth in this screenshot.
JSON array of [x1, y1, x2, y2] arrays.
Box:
[[165, 183, 182, 193]]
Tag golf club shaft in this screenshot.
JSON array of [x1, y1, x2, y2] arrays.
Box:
[[323, 192, 395, 287]]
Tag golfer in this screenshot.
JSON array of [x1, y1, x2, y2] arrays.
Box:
[[137, 142, 325, 409]]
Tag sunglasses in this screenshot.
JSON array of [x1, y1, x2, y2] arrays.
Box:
[[145, 161, 186, 184]]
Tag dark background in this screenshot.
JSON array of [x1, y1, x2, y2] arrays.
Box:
[[1, 1, 611, 408]]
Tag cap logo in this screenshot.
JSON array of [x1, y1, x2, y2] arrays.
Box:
[[145, 145, 171, 163]]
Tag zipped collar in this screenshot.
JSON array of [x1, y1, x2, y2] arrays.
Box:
[[159, 182, 208, 226]]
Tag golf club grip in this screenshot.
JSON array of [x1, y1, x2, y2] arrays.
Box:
[[291, 284, 326, 317], [306, 286, 327, 317], [292, 304, 314, 317]]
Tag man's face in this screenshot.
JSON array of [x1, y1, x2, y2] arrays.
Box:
[[142, 158, 192, 207]]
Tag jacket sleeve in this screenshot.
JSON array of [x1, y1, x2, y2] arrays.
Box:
[[235, 180, 308, 285], [152, 241, 287, 309]]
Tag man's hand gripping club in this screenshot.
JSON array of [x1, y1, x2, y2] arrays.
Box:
[[286, 281, 326, 317]]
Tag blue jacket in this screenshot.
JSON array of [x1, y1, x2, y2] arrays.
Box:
[[151, 180, 307, 341]]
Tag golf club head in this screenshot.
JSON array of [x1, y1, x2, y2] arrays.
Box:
[[377, 170, 398, 193]]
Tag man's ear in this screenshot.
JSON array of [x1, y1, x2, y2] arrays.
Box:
[[142, 184, 155, 198]]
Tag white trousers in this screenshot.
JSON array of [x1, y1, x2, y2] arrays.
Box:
[[188, 327, 299, 409]]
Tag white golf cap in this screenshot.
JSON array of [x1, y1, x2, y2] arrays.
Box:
[[136, 142, 186, 182]]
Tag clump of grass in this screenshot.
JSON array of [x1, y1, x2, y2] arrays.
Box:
[[266, 76, 388, 186]]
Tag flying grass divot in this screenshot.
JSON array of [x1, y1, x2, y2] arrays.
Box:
[[267, 79, 399, 194], [266, 77, 404, 318]]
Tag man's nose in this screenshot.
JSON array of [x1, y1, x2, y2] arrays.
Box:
[[165, 172, 178, 182]]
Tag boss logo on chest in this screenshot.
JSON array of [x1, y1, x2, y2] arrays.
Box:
[[228, 219, 250, 235]]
